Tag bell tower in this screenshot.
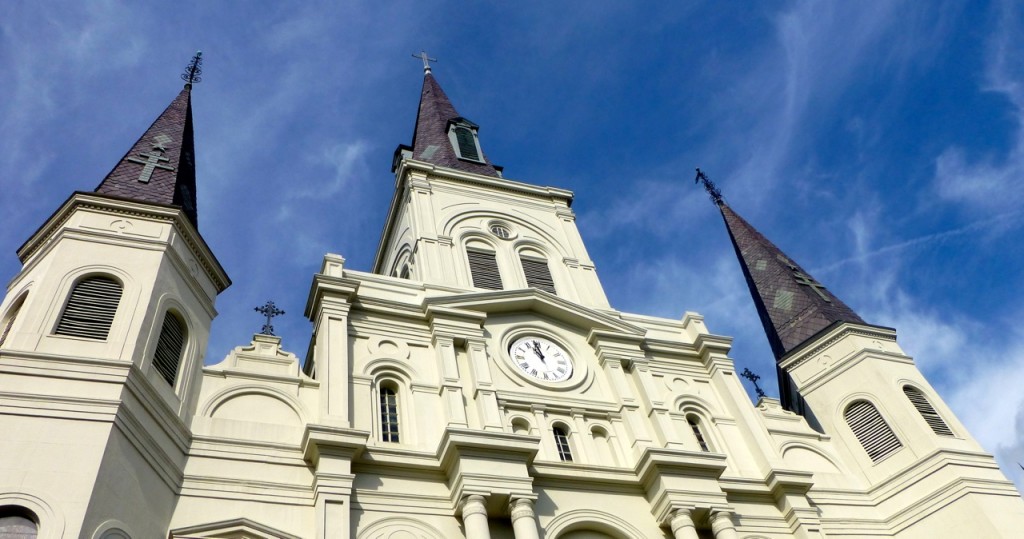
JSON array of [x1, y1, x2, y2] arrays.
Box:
[[707, 171, 1024, 536], [373, 61, 609, 308], [0, 53, 229, 538]]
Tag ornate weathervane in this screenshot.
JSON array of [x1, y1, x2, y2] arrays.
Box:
[[740, 368, 766, 399], [181, 51, 203, 86], [412, 50, 437, 74], [254, 300, 285, 336], [694, 168, 724, 206]]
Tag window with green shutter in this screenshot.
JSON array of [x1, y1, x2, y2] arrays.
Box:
[[468, 250, 503, 290], [153, 312, 186, 386]]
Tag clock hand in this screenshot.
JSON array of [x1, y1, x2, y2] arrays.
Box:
[[531, 341, 547, 364]]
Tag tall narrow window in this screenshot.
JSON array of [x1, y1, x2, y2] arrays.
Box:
[[688, 416, 710, 452], [903, 386, 954, 436], [467, 249, 503, 290], [0, 505, 38, 539], [380, 385, 400, 443], [55, 276, 122, 340], [844, 401, 902, 462], [520, 256, 556, 294], [553, 425, 573, 462], [0, 294, 26, 348], [152, 311, 187, 386], [454, 126, 480, 161]]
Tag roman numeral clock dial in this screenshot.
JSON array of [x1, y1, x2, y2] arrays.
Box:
[[509, 336, 573, 383]]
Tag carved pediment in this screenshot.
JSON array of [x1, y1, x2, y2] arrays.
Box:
[[170, 518, 302, 539]]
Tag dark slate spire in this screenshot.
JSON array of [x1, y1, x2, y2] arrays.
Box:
[[719, 203, 866, 361], [94, 84, 199, 226], [408, 71, 501, 177]]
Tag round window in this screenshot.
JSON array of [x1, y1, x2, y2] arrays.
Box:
[[490, 224, 511, 239]]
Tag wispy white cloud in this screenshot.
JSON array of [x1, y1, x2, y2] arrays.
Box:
[[934, 0, 1024, 212]]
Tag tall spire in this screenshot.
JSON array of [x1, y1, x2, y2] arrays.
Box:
[[406, 64, 501, 178], [94, 55, 200, 227], [705, 174, 866, 361]]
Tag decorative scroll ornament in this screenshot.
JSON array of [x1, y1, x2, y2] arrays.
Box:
[[181, 50, 203, 85]]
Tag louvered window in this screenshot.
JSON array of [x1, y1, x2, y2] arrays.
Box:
[[152, 312, 186, 386], [380, 385, 400, 443], [54, 277, 122, 340], [688, 416, 710, 452], [454, 126, 479, 161], [553, 425, 573, 462], [0, 295, 26, 348], [903, 386, 954, 436], [521, 257, 556, 294], [467, 250, 503, 290], [844, 401, 902, 462]]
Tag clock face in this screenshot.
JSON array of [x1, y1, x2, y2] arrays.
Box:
[[509, 336, 573, 382]]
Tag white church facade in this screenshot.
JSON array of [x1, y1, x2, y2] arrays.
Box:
[[1, 57, 1023, 538]]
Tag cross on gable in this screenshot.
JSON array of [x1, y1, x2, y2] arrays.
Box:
[[254, 300, 285, 336]]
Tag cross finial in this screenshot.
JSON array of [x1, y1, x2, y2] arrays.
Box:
[[254, 300, 285, 336], [413, 50, 437, 74], [181, 50, 203, 87], [694, 168, 724, 206], [740, 368, 766, 399]]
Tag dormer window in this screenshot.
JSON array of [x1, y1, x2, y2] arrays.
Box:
[[447, 118, 484, 163]]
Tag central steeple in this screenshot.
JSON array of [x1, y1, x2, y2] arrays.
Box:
[[404, 64, 502, 177]]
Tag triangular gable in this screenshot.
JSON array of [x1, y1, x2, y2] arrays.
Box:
[[170, 518, 302, 539], [425, 288, 646, 337]]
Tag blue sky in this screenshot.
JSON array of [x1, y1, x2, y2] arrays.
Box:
[[2, 1, 1023, 489]]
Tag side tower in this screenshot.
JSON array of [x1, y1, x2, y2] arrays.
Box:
[[711, 182, 1024, 537], [0, 55, 229, 537]]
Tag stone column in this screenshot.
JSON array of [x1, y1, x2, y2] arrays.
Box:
[[669, 509, 699, 539], [509, 498, 540, 539], [710, 510, 738, 539], [461, 495, 491, 539]]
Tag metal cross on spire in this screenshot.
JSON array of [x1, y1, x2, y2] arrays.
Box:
[[181, 50, 203, 86], [412, 50, 437, 74], [254, 300, 285, 336], [694, 168, 724, 206], [741, 368, 766, 400]]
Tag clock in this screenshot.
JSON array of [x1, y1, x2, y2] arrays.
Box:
[[509, 336, 573, 382]]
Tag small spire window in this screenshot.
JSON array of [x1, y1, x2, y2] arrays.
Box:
[[455, 126, 479, 161], [55, 276, 122, 340], [553, 425, 573, 462]]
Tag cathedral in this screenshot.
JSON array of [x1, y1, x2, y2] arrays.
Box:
[[2, 56, 1024, 539]]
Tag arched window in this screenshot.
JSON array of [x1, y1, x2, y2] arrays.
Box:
[[467, 249, 503, 290], [152, 311, 187, 386], [0, 505, 38, 539], [844, 400, 902, 462], [379, 383, 400, 443], [687, 415, 711, 452], [55, 276, 122, 340], [399, 264, 411, 280], [520, 255, 556, 294], [553, 425, 573, 462], [903, 386, 953, 436], [0, 293, 27, 348]]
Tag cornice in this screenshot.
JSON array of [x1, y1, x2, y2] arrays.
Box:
[[17, 192, 230, 292]]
